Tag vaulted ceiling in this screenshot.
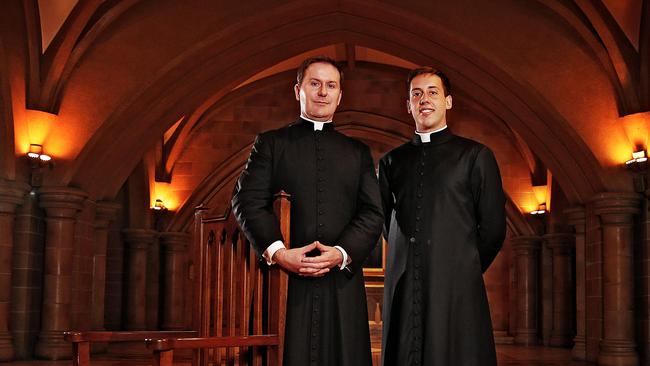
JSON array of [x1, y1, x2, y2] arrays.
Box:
[[1, 0, 648, 228]]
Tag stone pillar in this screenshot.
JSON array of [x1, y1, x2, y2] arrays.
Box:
[[545, 233, 575, 347], [159, 232, 190, 330], [592, 192, 640, 366], [34, 187, 87, 360], [512, 235, 541, 345], [565, 206, 586, 360], [540, 240, 553, 345], [0, 180, 28, 361], [90, 201, 120, 352], [122, 229, 156, 330], [91, 202, 120, 332], [485, 236, 512, 343]]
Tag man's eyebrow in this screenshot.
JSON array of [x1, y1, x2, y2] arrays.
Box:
[[308, 78, 338, 83]]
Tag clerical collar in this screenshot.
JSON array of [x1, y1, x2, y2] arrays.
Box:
[[415, 125, 448, 142], [300, 115, 333, 131], [411, 125, 453, 146]]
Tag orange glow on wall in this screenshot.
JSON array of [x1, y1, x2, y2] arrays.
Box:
[[16, 109, 57, 155], [621, 111, 650, 149], [611, 143, 637, 165], [532, 185, 547, 205], [150, 182, 179, 211], [520, 196, 539, 214]]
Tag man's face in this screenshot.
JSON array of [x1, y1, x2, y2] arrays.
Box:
[[407, 73, 452, 132], [295, 62, 342, 122]]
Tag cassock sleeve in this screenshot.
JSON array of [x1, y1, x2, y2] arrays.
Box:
[[232, 133, 284, 257], [470, 146, 506, 273], [335, 144, 384, 276], [378, 156, 394, 237]]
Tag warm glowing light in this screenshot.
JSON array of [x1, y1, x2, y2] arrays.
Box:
[[621, 112, 650, 148], [531, 185, 547, 205], [26, 143, 53, 163], [26, 110, 56, 147], [151, 182, 179, 211], [530, 203, 547, 215], [152, 198, 166, 211], [27, 144, 42, 159], [39, 154, 52, 162], [625, 149, 648, 169]]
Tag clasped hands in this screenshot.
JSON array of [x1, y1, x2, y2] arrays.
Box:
[[274, 241, 342, 277]]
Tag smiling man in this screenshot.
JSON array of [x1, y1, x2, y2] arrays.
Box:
[[379, 67, 506, 366], [232, 56, 383, 366]]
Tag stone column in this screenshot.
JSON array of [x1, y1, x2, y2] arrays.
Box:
[[565, 206, 586, 360], [540, 240, 553, 345], [91, 202, 120, 332], [0, 180, 28, 361], [545, 233, 575, 347], [512, 235, 541, 345], [484, 236, 512, 343], [34, 187, 87, 360], [159, 232, 190, 330], [122, 229, 156, 330], [90, 201, 120, 352], [592, 192, 640, 366]]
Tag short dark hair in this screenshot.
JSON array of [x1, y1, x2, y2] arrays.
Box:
[[407, 67, 451, 96], [296, 56, 344, 87]]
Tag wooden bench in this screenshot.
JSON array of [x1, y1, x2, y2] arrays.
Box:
[[63, 330, 197, 366]]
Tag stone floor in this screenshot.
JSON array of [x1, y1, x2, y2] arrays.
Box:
[[0, 345, 595, 365]]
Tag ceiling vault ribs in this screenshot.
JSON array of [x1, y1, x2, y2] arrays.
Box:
[[27, 0, 142, 112], [574, 0, 642, 114], [640, 0, 649, 110]]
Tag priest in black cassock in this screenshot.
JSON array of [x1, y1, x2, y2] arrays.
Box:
[[232, 56, 383, 366], [379, 67, 506, 366]]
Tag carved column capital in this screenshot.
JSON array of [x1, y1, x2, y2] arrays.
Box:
[[0, 180, 29, 213], [159, 232, 190, 253], [564, 206, 585, 233], [122, 229, 157, 249], [38, 186, 87, 219], [94, 201, 121, 229], [590, 192, 641, 225], [511, 236, 542, 254], [543, 233, 574, 254]]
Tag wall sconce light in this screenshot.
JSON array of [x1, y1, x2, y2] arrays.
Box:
[[625, 149, 648, 171], [152, 199, 166, 211], [530, 203, 547, 215], [27, 144, 52, 162]]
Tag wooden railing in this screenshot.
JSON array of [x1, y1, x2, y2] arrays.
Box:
[[65, 193, 290, 366], [63, 330, 197, 366], [146, 192, 290, 366]]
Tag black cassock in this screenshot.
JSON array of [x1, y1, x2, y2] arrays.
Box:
[[379, 128, 506, 366], [232, 118, 383, 366]]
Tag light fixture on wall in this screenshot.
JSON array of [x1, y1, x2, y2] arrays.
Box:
[[624, 149, 648, 192], [530, 203, 547, 215], [625, 149, 648, 171], [530, 184, 548, 216], [152, 199, 166, 211], [27, 144, 52, 162]]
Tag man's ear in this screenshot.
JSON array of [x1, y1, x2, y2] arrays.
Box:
[[336, 90, 342, 106], [294, 84, 301, 101], [445, 95, 453, 110], [406, 99, 411, 114]]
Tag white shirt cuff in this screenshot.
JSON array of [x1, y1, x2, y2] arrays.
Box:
[[334, 245, 352, 270], [263, 241, 286, 265]]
